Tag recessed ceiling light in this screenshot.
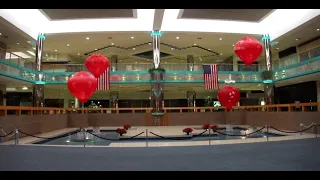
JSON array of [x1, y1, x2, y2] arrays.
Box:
[[220, 53, 223, 55], [32, 47, 36, 50], [133, 48, 135, 50], [276, 48, 279, 50], [219, 38, 222, 41], [95, 49, 97, 50], [194, 44, 196, 46], [208, 49, 211, 50], [27, 51, 35, 56], [176, 37, 179, 39], [131, 37, 134, 39], [232, 44, 234, 47], [165, 62, 167, 64], [171, 48, 174, 50], [135, 62, 137, 63], [148, 43, 151, 45], [17, 43, 19, 45], [22, 87, 28, 90], [111, 43, 114, 45], [67, 44, 70, 46], [317, 28, 320, 31], [0, 33, 2, 35], [55, 50, 57, 52], [296, 38, 300, 41], [77, 53, 80, 55], [86, 37, 90, 40]]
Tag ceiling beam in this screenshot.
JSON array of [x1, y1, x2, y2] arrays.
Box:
[[153, 9, 165, 31]]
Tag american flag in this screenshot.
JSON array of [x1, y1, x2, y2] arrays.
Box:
[[97, 67, 110, 91], [203, 64, 219, 90]]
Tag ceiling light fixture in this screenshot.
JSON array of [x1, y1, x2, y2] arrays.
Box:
[[135, 62, 137, 63], [276, 48, 279, 50], [26, 50, 35, 56], [95, 49, 98, 50], [67, 44, 70, 46], [317, 28, 320, 31], [86, 37, 89, 40], [176, 37, 179, 39], [131, 37, 134, 39], [194, 44, 196, 45], [32, 47, 36, 50], [219, 38, 222, 40], [55, 50, 57, 52], [22, 87, 28, 90], [148, 43, 151, 45], [232, 44, 234, 47], [77, 53, 80, 55], [133, 48, 135, 50], [17, 43, 19, 45], [0, 33, 2, 35], [171, 48, 174, 50], [296, 38, 300, 41], [111, 43, 114, 45], [208, 49, 211, 50]]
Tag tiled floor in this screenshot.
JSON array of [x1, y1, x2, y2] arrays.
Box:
[[0, 125, 316, 147]]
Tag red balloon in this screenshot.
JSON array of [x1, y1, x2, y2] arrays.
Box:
[[85, 53, 110, 78], [234, 36, 263, 66], [217, 86, 240, 110], [67, 71, 98, 101], [110, 75, 122, 81]]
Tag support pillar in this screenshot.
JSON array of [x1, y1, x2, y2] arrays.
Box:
[[187, 55, 194, 71], [0, 42, 7, 59], [232, 54, 238, 71], [33, 33, 45, 107], [109, 91, 119, 108], [0, 84, 6, 106], [261, 34, 274, 105], [187, 91, 196, 112], [110, 55, 118, 72], [150, 30, 165, 118], [74, 98, 79, 108]]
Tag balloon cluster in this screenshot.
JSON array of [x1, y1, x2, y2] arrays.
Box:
[[217, 36, 263, 110], [67, 54, 110, 103]]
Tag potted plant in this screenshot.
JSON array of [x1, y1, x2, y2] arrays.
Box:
[[123, 124, 131, 130], [202, 123, 211, 130], [116, 128, 127, 136], [210, 124, 219, 130], [183, 128, 193, 135]]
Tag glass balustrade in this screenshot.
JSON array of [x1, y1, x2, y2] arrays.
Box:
[[0, 46, 319, 84]]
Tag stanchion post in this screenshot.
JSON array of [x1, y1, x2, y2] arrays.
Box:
[[300, 123, 303, 135], [266, 125, 269, 142], [83, 128, 86, 147], [208, 128, 211, 145], [146, 129, 148, 147], [15, 129, 19, 145]]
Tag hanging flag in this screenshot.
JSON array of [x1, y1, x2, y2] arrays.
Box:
[[97, 67, 110, 91], [203, 64, 219, 90]]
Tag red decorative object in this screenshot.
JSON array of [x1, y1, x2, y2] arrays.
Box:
[[67, 71, 98, 102], [116, 128, 127, 136], [202, 124, 211, 130], [110, 75, 122, 81], [217, 86, 240, 111], [210, 124, 219, 130], [234, 36, 263, 66], [85, 53, 110, 78], [183, 128, 193, 135], [123, 124, 131, 130]]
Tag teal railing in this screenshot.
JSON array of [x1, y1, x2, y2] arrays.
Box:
[[0, 46, 319, 84]]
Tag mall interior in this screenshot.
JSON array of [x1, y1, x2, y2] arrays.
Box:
[[0, 9, 319, 110], [0, 9, 320, 171]]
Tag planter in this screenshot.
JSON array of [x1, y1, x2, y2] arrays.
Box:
[[186, 132, 190, 135]]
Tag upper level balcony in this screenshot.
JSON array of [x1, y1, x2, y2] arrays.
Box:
[[0, 46, 319, 84]]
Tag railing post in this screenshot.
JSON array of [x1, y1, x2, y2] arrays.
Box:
[[83, 128, 86, 147], [208, 128, 211, 145], [146, 129, 148, 147], [300, 123, 303, 135], [266, 125, 269, 142], [15, 129, 19, 145], [313, 123, 317, 138]]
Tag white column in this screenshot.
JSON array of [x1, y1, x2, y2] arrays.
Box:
[[232, 54, 238, 71]]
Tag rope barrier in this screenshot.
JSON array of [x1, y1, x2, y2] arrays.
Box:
[[212, 127, 265, 137], [86, 131, 145, 141], [269, 124, 314, 134], [149, 130, 208, 140], [0, 131, 14, 138], [18, 129, 81, 140]]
